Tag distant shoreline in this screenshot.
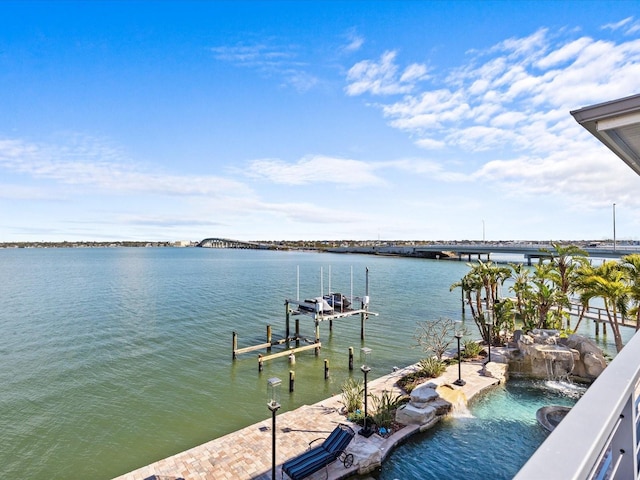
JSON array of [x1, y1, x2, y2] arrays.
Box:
[[1, 239, 636, 251], [0, 241, 177, 249]]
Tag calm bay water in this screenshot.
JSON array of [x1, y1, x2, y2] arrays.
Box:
[[0, 247, 628, 479]]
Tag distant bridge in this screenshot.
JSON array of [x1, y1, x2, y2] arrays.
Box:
[[197, 238, 265, 249], [328, 243, 640, 265]]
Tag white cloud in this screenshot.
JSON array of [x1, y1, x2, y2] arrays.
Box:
[[601, 17, 634, 32], [536, 37, 593, 69], [343, 30, 364, 52], [0, 135, 252, 198], [211, 41, 319, 92], [211, 43, 296, 66], [245, 155, 386, 187], [415, 138, 446, 150], [360, 29, 640, 155], [490, 28, 549, 61], [345, 50, 429, 96], [345, 25, 640, 215]]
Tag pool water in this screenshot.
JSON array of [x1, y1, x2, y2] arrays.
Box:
[[370, 379, 583, 480]]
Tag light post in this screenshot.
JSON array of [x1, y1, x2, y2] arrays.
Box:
[[267, 377, 281, 480], [453, 325, 465, 387], [359, 347, 373, 437], [613, 203, 617, 251], [486, 320, 493, 363], [485, 309, 493, 363]]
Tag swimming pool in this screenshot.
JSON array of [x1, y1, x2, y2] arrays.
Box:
[[370, 379, 583, 480]]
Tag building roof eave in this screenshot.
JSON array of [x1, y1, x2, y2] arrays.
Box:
[[571, 93, 640, 176]]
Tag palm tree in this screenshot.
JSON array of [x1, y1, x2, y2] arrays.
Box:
[[509, 263, 536, 331], [576, 261, 630, 352], [541, 243, 589, 296], [621, 253, 640, 331], [530, 262, 565, 330], [541, 243, 589, 329], [571, 262, 596, 333], [450, 260, 511, 343]]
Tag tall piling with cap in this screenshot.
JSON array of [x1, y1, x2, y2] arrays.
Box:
[[361, 267, 369, 340], [266, 325, 272, 352], [285, 301, 290, 341], [232, 331, 238, 360]]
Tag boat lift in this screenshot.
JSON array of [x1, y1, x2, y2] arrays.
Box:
[[232, 267, 378, 367]]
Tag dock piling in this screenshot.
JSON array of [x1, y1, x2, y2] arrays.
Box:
[[232, 331, 238, 360], [266, 325, 272, 352], [289, 370, 295, 392], [324, 359, 329, 379], [285, 302, 290, 341], [348, 347, 354, 371]]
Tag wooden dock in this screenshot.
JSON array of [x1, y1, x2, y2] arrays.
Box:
[[568, 303, 638, 335], [232, 268, 378, 369]]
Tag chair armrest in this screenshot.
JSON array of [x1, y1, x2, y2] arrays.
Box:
[[307, 437, 325, 449]]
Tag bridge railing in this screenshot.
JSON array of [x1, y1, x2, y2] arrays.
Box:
[[514, 329, 640, 479]]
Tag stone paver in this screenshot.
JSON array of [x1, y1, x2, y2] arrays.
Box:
[[113, 360, 503, 480]]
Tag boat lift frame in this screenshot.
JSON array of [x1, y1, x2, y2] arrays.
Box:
[[232, 267, 378, 366]]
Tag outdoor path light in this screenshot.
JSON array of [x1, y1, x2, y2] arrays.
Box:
[[485, 309, 493, 363], [453, 323, 465, 387], [359, 347, 373, 437], [267, 377, 281, 480]]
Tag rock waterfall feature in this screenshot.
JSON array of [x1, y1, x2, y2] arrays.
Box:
[[507, 330, 606, 382]]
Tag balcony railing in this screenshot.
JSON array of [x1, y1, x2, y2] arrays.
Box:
[[515, 329, 640, 479]]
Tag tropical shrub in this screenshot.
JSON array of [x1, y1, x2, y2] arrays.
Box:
[[462, 339, 482, 359], [371, 391, 408, 431], [369, 390, 408, 431], [418, 357, 446, 377], [340, 377, 363, 414]]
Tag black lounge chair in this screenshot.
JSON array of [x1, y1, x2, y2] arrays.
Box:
[[282, 423, 355, 480]]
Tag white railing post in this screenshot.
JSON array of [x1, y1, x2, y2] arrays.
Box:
[[607, 395, 637, 479]]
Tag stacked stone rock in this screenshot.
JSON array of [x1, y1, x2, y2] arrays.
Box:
[[395, 383, 452, 430]]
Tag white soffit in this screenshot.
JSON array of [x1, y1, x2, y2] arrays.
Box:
[[571, 93, 640, 176]]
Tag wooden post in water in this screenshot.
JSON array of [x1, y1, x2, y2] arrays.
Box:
[[348, 347, 354, 371], [315, 320, 320, 355], [329, 319, 333, 332], [285, 301, 290, 341], [258, 354, 263, 372], [289, 371, 295, 392], [324, 359, 330, 379], [295, 319, 300, 347], [232, 331, 238, 360], [267, 324, 272, 352]]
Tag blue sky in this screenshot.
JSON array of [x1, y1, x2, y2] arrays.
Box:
[[1, 1, 640, 242]]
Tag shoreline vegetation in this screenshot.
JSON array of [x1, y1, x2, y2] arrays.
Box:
[[0, 238, 633, 250]]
